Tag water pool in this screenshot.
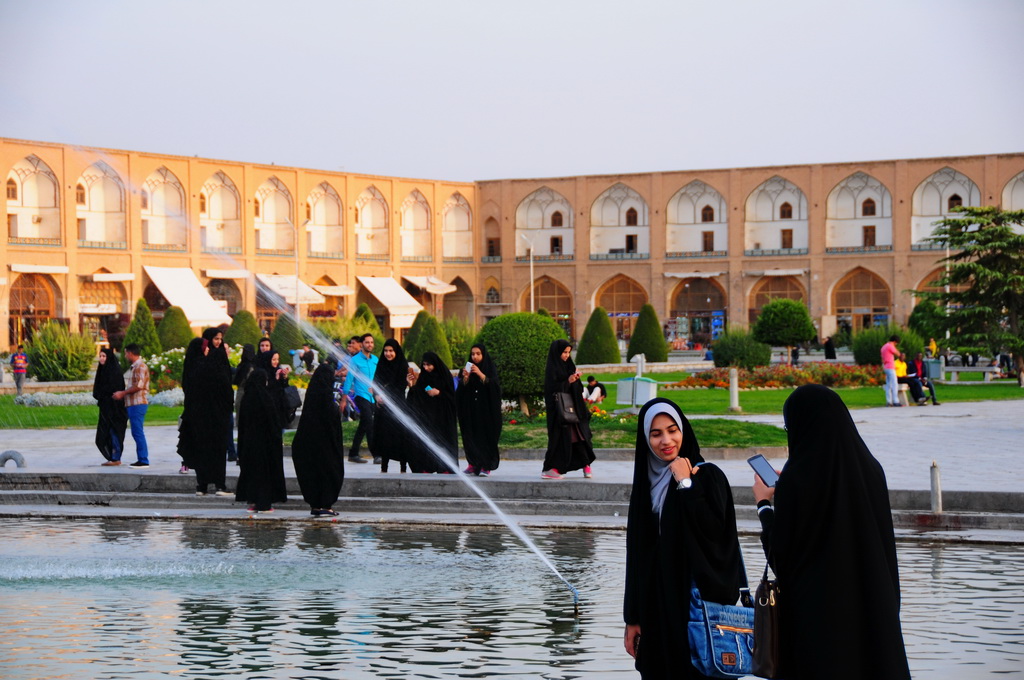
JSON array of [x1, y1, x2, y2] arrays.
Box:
[[0, 518, 1021, 678]]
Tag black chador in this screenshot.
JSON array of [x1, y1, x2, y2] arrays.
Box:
[[372, 339, 411, 473], [456, 343, 502, 474], [541, 339, 595, 475], [93, 347, 127, 461], [234, 367, 287, 512], [406, 351, 458, 473], [292, 363, 345, 515], [177, 329, 233, 493]]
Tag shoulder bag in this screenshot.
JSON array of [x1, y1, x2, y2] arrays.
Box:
[[688, 583, 754, 678], [753, 561, 783, 678], [554, 391, 580, 424]]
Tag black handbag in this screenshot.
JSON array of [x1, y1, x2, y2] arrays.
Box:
[[753, 562, 782, 678], [554, 392, 580, 424]]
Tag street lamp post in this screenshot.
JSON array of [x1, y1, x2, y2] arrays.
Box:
[[284, 217, 310, 323], [519, 232, 535, 313]]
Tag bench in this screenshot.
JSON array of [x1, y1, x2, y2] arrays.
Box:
[[942, 365, 1001, 382]]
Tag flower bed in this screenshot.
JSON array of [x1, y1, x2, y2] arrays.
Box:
[[14, 392, 98, 407], [667, 362, 884, 389]]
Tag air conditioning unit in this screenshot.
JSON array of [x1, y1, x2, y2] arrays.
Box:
[[31, 215, 42, 224], [216, 223, 225, 230]]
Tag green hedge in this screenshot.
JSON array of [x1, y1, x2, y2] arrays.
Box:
[[224, 309, 263, 348], [157, 306, 195, 350], [475, 312, 567, 411], [852, 325, 924, 366], [627, 303, 668, 362], [575, 306, 620, 364], [712, 329, 772, 370], [442, 316, 476, 368], [408, 314, 452, 366], [26, 321, 95, 382]]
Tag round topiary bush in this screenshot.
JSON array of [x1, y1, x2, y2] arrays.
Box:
[[224, 309, 263, 348], [474, 312, 568, 413], [26, 321, 96, 381], [851, 325, 924, 366], [627, 303, 668, 362], [575, 306, 621, 365], [711, 329, 772, 370], [157, 306, 195, 350], [752, 298, 816, 352]]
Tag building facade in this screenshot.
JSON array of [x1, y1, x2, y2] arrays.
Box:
[[3, 136, 1023, 349]]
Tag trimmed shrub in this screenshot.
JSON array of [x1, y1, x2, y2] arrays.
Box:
[[536, 307, 550, 317], [25, 321, 96, 382], [627, 303, 668, 362], [269, 313, 306, 355], [353, 302, 383, 335], [711, 329, 772, 370], [121, 299, 162, 369], [224, 309, 263, 348], [752, 298, 816, 350], [475, 312, 568, 413], [852, 325, 924, 366], [408, 315, 452, 367], [157, 306, 195, 350], [308, 318, 383, 359], [402, 310, 433, 363], [441, 315, 476, 368], [575, 307, 621, 365]]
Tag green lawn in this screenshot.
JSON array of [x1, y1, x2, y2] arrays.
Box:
[[0, 396, 182, 429]]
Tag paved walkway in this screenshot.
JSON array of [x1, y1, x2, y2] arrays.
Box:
[[2, 398, 1021, 492]]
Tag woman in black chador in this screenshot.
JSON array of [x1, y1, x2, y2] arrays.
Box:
[[623, 398, 747, 679], [93, 347, 127, 462], [405, 351, 458, 473], [235, 367, 287, 513], [540, 339, 595, 480], [292, 362, 345, 516], [178, 328, 233, 495], [457, 343, 502, 476], [753, 385, 910, 680], [256, 350, 292, 426], [373, 339, 411, 473]]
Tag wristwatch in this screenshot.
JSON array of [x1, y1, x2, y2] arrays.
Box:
[[677, 477, 692, 490]]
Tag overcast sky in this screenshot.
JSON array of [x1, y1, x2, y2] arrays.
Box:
[[2, 0, 1022, 181]]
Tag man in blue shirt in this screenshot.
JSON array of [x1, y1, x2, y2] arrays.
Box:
[[343, 333, 378, 463]]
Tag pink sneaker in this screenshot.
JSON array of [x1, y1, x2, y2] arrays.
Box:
[[583, 465, 593, 479], [541, 469, 563, 479]]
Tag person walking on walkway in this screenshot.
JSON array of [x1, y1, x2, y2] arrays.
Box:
[[111, 344, 150, 468], [623, 398, 747, 678], [752, 384, 910, 680], [235, 367, 286, 514], [9, 345, 28, 396], [344, 333, 378, 464], [292, 362, 345, 516], [541, 339, 595, 480], [373, 339, 411, 473], [457, 343, 502, 476], [93, 347, 127, 464], [881, 334, 901, 407]]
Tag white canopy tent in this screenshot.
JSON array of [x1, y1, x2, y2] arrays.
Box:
[[143, 266, 232, 327], [356, 276, 424, 329], [254, 274, 325, 305]]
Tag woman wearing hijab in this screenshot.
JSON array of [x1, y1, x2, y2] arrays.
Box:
[[177, 328, 234, 496], [373, 339, 411, 473], [623, 398, 747, 679], [753, 385, 910, 680], [292, 362, 345, 516], [256, 350, 292, 427], [457, 343, 502, 476], [405, 351, 458, 473], [93, 347, 128, 463], [235, 367, 287, 513], [541, 339, 595, 480]]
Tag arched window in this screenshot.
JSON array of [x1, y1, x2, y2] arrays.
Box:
[[948, 194, 962, 211], [76, 184, 86, 205], [5, 178, 16, 200], [140, 189, 148, 210], [527, 277, 574, 337], [199, 192, 207, 213], [832, 268, 891, 333], [598, 276, 647, 339], [701, 205, 714, 222], [485, 286, 501, 303], [748, 276, 805, 324], [626, 207, 638, 226], [861, 198, 876, 216], [254, 199, 261, 218], [670, 278, 727, 346], [208, 279, 242, 316], [779, 202, 793, 219], [551, 210, 563, 227]]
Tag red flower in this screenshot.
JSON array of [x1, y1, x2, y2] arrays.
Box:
[[510, 419, 518, 425]]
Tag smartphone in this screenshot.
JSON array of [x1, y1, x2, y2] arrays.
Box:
[[465, 362, 474, 373], [424, 385, 433, 392], [747, 454, 780, 488]]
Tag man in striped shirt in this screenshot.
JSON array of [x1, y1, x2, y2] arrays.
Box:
[[111, 344, 151, 469]]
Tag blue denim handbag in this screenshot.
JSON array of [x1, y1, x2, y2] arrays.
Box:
[[688, 584, 755, 678]]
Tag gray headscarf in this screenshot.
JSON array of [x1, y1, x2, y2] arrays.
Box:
[[644, 402, 682, 517]]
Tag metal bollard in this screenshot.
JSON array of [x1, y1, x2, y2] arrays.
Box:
[[930, 460, 942, 514], [728, 367, 742, 413]]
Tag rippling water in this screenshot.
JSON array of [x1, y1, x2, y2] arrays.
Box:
[[0, 518, 1020, 679]]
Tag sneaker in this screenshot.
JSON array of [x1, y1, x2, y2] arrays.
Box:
[[933, 402, 941, 405], [214, 490, 232, 497], [320, 509, 339, 517], [463, 465, 478, 475], [583, 465, 593, 479], [129, 462, 149, 469], [348, 456, 368, 464], [541, 469, 563, 479], [196, 491, 206, 496], [257, 508, 274, 514], [247, 506, 256, 512], [479, 469, 490, 477], [179, 465, 190, 474], [101, 460, 121, 467], [373, 457, 382, 465]]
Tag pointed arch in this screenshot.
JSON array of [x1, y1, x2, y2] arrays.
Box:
[[400, 189, 431, 260], [831, 267, 891, 333], [744, 175, 808, 253], [9, 273, 63, 344], [200, 171, 242, 252], [911, 167, 981, 245], [589, 183, 649, 258], [1002, 170, 1024, 212], [747, 276, 806, 324], [669, 277, 727, 346], [207, 279, 243, 317], [355, 185, 389, 257], [825, 172, 893, 251], [73, 161, 127, 247], [6, 155, 61, 242], [307, 181, 344, 258], [445, 276, 474, 322], [666, 180, 728, 255], [442, 192, 473, 260], [141, 166, 187, 249], [523, 275, 574, 337], [596, 274, 648, 339]]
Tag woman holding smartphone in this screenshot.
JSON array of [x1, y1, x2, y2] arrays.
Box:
[[540, 339, 595, 480], [624, 397, 747, 678], [753, 384, 910, 680], [457, 343, 502, 476], [406, 351, 458, 473]]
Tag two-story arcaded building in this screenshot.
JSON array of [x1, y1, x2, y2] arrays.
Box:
[[3, 136, 1023, 348]]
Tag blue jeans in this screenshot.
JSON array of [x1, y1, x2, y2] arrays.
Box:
[[126, 404, 149, 464], [883, 368, 899, 405]]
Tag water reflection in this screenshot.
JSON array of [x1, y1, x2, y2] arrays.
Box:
[[0, 518, 1020, 678]]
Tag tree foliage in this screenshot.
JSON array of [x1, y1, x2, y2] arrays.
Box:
[[752, 298, 816, 356], [712, 328, 772, 370], [352, 302, 383, 335], [851, 325, 923, 366], [575, 307, 621, 365], [402, 310, 432, 363], [121, 298, 162, 369], [309, 317, 383, 359], [26, 321, 96, 381], [269, 313, 305, 355], [409, 314, 452, 367], [224, 310, 263, 348], [907, 300, 946, 345], [474, 312, 568, 413], [916, 205, 1024, 385], [627, 303, 668, 362], [157, 306, 195, 350], [441, 315, 476, 368]]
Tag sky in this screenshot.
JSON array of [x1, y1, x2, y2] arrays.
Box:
[[1, 0, 1022, 182]]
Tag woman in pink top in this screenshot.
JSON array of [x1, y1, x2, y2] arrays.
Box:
[[881, 335, 901, 407]]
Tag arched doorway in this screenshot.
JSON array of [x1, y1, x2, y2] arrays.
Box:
[[208, 279, 242, 317], [9, 273, 62, 344], [670, 278, 727, 346], [143, 282, 171, 321], [445, 277, 474, 323], [748, 276, 805, 324], [524, 276, 574, 338], [596, 275, 648, 340], [832, 268, 891, 334], [79, 277, 127, 342]]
